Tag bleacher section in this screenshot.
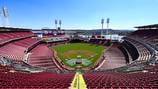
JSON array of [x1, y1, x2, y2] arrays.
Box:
[[0, 28, 61, 71], [0, 31, 34, 45], [84, 70, 158, 89], [0, 65, 13, 72], [121, 27, 158, 62], [0, 72, 74, 88], [84, 53, 158, 88], [118, 45, 130, 63], [12, 37, 42, 52], [89, 38, 111, 46], [95, 44, 126, 70], [0, 43, 26, 61], [130, 29, 158, 51], [0, 31, 37, 61], [122, 40, 139, 61], [128, 28, 158, 48], [28, 44, 57, 68], [123, 38, 151, 61]]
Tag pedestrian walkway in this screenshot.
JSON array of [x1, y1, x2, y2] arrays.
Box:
[[69, 72, 87, 89]]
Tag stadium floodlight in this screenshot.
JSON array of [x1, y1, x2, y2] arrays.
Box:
[[0, 8, 1, 26], [101, 18, 104, 36], [59, 20, 62, 29], [2, 7, 8, 17], [1, 6, 9, 27], [101, 18, 104, 29], [106, 18, 110, 35], [55, 19, 58, 29]]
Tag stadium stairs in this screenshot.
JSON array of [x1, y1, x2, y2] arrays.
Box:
[[70, 72, 87, 89]]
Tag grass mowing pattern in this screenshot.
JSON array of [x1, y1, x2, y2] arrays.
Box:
[[51, 43, 105, 68]]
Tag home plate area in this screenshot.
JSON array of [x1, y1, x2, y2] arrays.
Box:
[[66, 56, 92, 66]]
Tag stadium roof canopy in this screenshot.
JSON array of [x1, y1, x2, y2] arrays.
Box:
[[135, 24, 158, 30]]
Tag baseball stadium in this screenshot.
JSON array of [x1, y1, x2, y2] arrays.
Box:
[[0, 0, 158, 89]]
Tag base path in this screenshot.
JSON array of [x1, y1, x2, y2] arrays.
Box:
[[69, 72, 87, 89]]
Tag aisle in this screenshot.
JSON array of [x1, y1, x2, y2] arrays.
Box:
[[69, 72, 87, 89]]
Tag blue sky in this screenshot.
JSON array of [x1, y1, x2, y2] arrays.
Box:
[[0, 0, 158, 30]]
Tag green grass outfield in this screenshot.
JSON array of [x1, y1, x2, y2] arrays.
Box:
[[51, 43, 105, 68]]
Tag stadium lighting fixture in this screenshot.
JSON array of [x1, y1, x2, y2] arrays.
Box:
[[55, 19, 58, 29], [101, 18, 104, 36], [0, 6, 9, 27], [106, 18, 110, 35], [0, 8, 2, 26], [59, 20, 62, 29]]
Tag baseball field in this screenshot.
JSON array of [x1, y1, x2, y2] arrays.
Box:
[[51, 43, 105, 68]]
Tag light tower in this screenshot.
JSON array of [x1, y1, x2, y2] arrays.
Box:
[[101, 18, 104, 36], [0, 8, 2, 26], [1, 6, 9, 27], [59, 20, 62, 29], [106, 18, 110, 35], [55, 19, 58, 29]]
